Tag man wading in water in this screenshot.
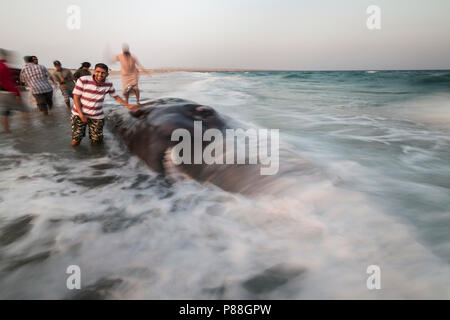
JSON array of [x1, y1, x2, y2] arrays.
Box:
[[74, 62, 91, 81], [115, 44, 148, 105], [52, 60, 75, 109], [71, 63, 138, 146]]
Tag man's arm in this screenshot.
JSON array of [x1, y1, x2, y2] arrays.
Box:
[[114, 95, 139, 110], [135, 57, 149, 74], [19, 69, 26, 86], [67, 70, 75, 84], [72, 78, 87, 122], [108, 85, 138, 110], [45, 67, 57, 86], [52, 72, 64, 84], [73, 94, 87, 122]]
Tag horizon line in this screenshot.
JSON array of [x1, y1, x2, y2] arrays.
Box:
[[45, 67, 450, 72]]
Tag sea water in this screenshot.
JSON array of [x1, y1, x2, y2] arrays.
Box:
[[0, 70, 449, 299]]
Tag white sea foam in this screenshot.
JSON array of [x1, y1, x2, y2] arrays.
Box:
[[0, 71, 449, 299]]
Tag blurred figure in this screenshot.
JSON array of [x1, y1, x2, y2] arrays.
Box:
[[31, 56, 38, 64], [71, 63, 137, 146], [52, 60, 75, 109], [20, 55, 54, 116], [0, 49, 28, 133], [74, 62, 91, 81], [115, 43, 148, 105], [22, 56, 37, 108]]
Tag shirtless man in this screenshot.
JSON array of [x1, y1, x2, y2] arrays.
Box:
[[115, 44, 148, 105]]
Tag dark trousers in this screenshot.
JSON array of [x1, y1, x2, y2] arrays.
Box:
[[33, 91, 53, 112]]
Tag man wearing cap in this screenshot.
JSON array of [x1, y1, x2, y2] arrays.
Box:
[[74, 62, 91, 81], [52, 60, 75, 109]]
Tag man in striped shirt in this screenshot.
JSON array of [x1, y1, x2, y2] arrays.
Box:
[[71, 63, 137, 146]]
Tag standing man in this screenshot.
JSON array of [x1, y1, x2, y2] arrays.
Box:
[[22, 56, 37, 108], [52, 60, 75, 109], [71, 63, 137, 146], [115, 44, 148, 105], [74, 62, 91, 81], [0, 49, 26, 133], [20, 56, 54, 116]]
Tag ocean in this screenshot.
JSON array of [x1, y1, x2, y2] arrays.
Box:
[[0, 70, 449, 299]]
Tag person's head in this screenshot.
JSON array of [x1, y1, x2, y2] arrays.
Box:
[[94, 63, 109, 83], [81, 62, 91, 70], [53, 60, 62, 71], [31, 56, 38, 64], [122, 43, 130, 55], [24, 55, 33, 64]]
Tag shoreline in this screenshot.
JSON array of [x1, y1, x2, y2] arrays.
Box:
[[47, 68, 265, 74], [46, 68, 450, 74]]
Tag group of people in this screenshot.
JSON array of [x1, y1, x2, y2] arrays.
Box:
[[0, 44, 147, 147]]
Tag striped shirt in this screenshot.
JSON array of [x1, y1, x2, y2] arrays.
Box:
[[19, 64, 53, 94], [72, 75, 118, 119]]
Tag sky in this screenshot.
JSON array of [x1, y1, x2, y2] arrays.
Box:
[[1, 0, 450, 70]]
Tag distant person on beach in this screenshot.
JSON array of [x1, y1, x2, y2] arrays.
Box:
[[52, 60, 75, 109], [0, 49, 27, 133], [20, 55, 54, 116], [115, 44, 148, 105], [71, 63, 138, 146], [73, 62, 91, 81]]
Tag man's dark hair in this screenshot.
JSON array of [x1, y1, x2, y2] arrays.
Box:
[[53, 60, 61, 66], [24, 56, 33, 63], [81, 62, 91, 68], [94, 63, 108, 72]]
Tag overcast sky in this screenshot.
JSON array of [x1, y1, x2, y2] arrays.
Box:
[[1, 0, 449, 70]]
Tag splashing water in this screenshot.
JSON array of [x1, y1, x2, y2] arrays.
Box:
[[1, 70, 449, 299]]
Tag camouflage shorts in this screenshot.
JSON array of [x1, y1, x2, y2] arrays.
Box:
[[71, 115, 105, 143]]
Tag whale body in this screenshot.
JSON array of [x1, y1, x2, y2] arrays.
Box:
[[106, 98, 320, 194]]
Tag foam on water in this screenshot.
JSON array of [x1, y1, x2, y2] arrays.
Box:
[[0, 71, 449, 299]]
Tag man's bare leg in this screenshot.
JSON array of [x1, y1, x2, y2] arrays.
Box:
[[133, 87, 140, 105], [124, 92, 129, 104]]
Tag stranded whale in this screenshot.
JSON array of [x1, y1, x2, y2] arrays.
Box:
[[106, 98, 319, 194]]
